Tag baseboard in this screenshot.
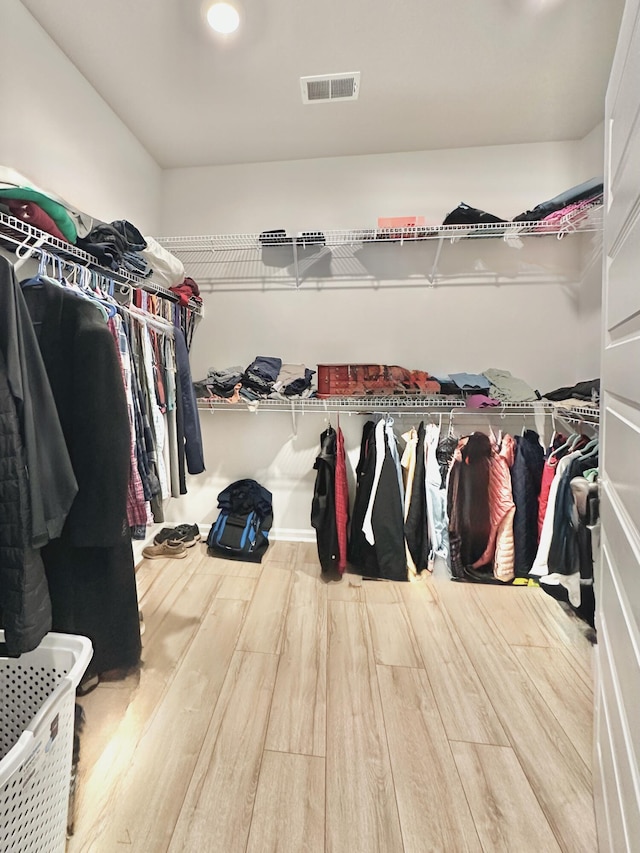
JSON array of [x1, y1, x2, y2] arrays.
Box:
[[135, 522, 316, 554], [195, 523, 315, 543], [270, 527, 316, 543]]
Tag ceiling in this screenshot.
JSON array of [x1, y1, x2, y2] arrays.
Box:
[[21, 0, 624, 169]]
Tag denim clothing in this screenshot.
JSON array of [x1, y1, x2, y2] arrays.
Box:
[[175, 327, 205, 475]]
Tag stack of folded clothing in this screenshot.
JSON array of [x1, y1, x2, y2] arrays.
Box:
[[513, 177, 603, 225], [272, 363, 315, 398], [195, 357, 316, 402], [4, 198, 70, 242], [194, 366, 245, 402], [482, 368, 539, 403], [0, 166, 99, 243], [543, 379, 600, 406], [242, 356, 283, 399], [78, 219, 151, 273]]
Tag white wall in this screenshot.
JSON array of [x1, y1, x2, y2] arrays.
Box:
[[160, 140, 596, 534], [161, 140, 583, 235], [577, 121, 605, 380], [0, 0, 161, 232]]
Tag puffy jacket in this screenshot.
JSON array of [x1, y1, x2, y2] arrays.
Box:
[[472, 433, 516, 582], [511, 430, 545, 576], [0, 351, 52, 656]]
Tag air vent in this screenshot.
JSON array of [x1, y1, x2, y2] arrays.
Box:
[[301, 72, 360, 104]]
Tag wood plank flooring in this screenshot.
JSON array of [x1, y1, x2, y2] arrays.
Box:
[[68, 543, 597, 852]]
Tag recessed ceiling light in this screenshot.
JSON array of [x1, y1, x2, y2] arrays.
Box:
[[206, 2, 240, 34]]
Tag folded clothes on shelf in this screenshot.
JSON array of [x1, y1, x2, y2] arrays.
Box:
[[513, 177, 603, 223], [482, 368, 539, 403]]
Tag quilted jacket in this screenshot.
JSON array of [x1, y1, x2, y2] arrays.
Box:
[[511, 430, 545, 576], [472, 433, 516, 582]]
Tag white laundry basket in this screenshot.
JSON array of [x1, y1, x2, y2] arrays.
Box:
[[0, 631, 93, 853]]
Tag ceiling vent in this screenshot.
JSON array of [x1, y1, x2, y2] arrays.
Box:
[[301, 72, 360, 104]]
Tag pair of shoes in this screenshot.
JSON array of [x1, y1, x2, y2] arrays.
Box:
[[153, 523, 201, 548], [142, 540, 188, 560]]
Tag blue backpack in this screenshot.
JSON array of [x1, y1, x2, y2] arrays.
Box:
[[207, 479, 273, 563]]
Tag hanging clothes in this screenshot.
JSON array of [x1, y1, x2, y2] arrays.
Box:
[[401, 427, 419, 577], [348, 418, 406, 580], [174, 326, 205, 476], [21, 277, 141, 679], [471, 432, 516, 583], [539, 445, 599, 627], [348, 421, 380, 577], [0, 345, 52, 656], [334, 426, 349, 573], [425, 422, 450, 570], [369, 422, 407, 581], [530, 447, 583, 579], [510, 429, 544, 577], [108, 314, 151, 532], [447, 432, 493, 581], [403, 422, 430, 577], [0, 258, 78, 549], [311, 426, 339, 573]]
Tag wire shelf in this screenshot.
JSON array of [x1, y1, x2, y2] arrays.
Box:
[[197, 397, 564, 415], [553, 404, 600, 424], [0, 212, 203, 316], [159, 203, 603, 254]]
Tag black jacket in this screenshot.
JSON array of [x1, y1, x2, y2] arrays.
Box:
[[22, 280, 141, 677], [0, 258, 77, 548], [511, 430, 544, 577], [404, 422, 430, 572], [348, 421, 380, 576], [0, 348, 52, 656], [311, 428, 339, 573]]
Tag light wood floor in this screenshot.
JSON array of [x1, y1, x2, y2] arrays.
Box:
[[68, 542, 597, 853]]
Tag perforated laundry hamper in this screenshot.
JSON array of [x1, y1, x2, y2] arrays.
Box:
[[0, 631, 92, 853]]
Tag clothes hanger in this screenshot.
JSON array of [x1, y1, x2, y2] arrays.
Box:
[[13, 234, 47, 276]]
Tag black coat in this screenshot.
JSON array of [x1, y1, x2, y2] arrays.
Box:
[[311, 428, 339, 573], [0, 258, 77, 548], [0, 349, 52, 656], [511, 430, 544, 577], [348, 420, 406, 581], [348, 421, 380, 576], [404, 422, 430, 572], [22, 280, 141, 676]]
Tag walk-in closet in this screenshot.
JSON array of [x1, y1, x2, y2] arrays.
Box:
[[1, 1, 638, 851]]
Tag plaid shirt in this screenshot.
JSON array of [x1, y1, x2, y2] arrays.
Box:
[[108, 316, 151, 529]]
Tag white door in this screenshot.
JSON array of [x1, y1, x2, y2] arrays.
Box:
[[595, 0, 640, 848]]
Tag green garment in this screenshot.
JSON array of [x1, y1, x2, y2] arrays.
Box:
[[0, 187, 77, 243]]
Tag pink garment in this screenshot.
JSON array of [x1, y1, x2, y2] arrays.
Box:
[[537, 196, 601, 231], [472, 434, 516, 581], [537, 457, 559, 542]]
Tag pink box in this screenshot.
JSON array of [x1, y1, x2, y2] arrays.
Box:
[[377, 216, 426, 229]]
